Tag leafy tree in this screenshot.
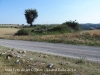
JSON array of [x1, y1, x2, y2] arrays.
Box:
[[24, 9, 38, 27]]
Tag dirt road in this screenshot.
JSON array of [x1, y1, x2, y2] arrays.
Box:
[[0, 39, 100, 62]]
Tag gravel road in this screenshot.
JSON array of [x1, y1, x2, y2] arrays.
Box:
[[0, 39, 100, 62]]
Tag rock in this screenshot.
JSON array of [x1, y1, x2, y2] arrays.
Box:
[[60, 62, 64, 65], [17, 51, 22, 54], [48, 63, 54, 68], [39, 54, 44, 57], [8, 52, 18, 57], [6, 54, 13, 59], [11, 48, 14, 51], [41, 62, 46, 65], [43, 54, 49, 58], [22, 59, 25, 62], [1, 52, 7, 55], [39, 54, 49, 58], [28, 64, 32, 67], [29, 58, 33, 61], [41, 73, 46, 75], [16, 55, 22, 58], [5, 52, 7, 54], [16, 59, 19, 63], [10, 53, 16, 57], [32, 68, 38, 72], [22, 51, 26, 54], [6, 56, 11, 59]]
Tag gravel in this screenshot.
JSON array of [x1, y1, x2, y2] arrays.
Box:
[[0, 39, 100, 62]]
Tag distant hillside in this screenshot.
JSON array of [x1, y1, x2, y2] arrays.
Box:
[[80, 23, 100, 30]]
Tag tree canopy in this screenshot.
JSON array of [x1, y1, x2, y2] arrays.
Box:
[[24, 9, 38, 27]]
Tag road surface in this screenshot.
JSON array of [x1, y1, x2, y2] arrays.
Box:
[[0, 39, 100, 62]]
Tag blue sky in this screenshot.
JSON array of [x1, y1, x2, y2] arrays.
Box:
[[0, 0, 100, 24]]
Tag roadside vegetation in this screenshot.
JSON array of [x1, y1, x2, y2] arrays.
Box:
[[0, 8, 100, 46], [0, 46, 100, 75], [0, 24, 100, 46]]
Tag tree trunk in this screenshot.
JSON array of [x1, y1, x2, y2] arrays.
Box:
[[30, 22, 33, 27]]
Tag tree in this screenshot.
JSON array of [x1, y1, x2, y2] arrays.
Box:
[[24, 9, 38, 27]]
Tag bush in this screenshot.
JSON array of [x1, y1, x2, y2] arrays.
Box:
[[15, 29, 29, 35], [62, 20, 81, 31], [47, 25, 71, 33]]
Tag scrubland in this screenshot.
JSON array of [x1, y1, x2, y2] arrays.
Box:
[[0, 27, 100, 46], [0, 46, 100, 75]]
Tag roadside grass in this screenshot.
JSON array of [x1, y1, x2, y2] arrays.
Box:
[[0, 46, 100, 75], [0, 27, 100, 46]]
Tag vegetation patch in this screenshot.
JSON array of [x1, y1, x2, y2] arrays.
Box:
[[0, 23, 100, 46], [15, 29, 29, 35], [0, 46, 99, 75]]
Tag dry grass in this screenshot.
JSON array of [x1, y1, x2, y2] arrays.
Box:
[[81, 30, 100, 36], [0, 28, 100, 46], [0, 28, 19, 35], [0, 46, 100, 75], [0, 28, 19, 40], [31, 30, 100, 46]]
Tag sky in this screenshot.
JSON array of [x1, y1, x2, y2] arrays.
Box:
[[0, 0, 100, 24]]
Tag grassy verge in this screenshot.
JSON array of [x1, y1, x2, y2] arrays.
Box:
[[0, 27, 100, 46], [0, 46, 100, 75]]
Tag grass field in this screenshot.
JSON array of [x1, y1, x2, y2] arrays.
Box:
[[0, 27, 100, 46], [0, 46, 100, 75], [0, 28, 19, 35]]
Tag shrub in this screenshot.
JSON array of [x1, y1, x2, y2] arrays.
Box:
[[15, 29, 29, 35], [47, 25, 71, 33], [62, 20, 81, 31]]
